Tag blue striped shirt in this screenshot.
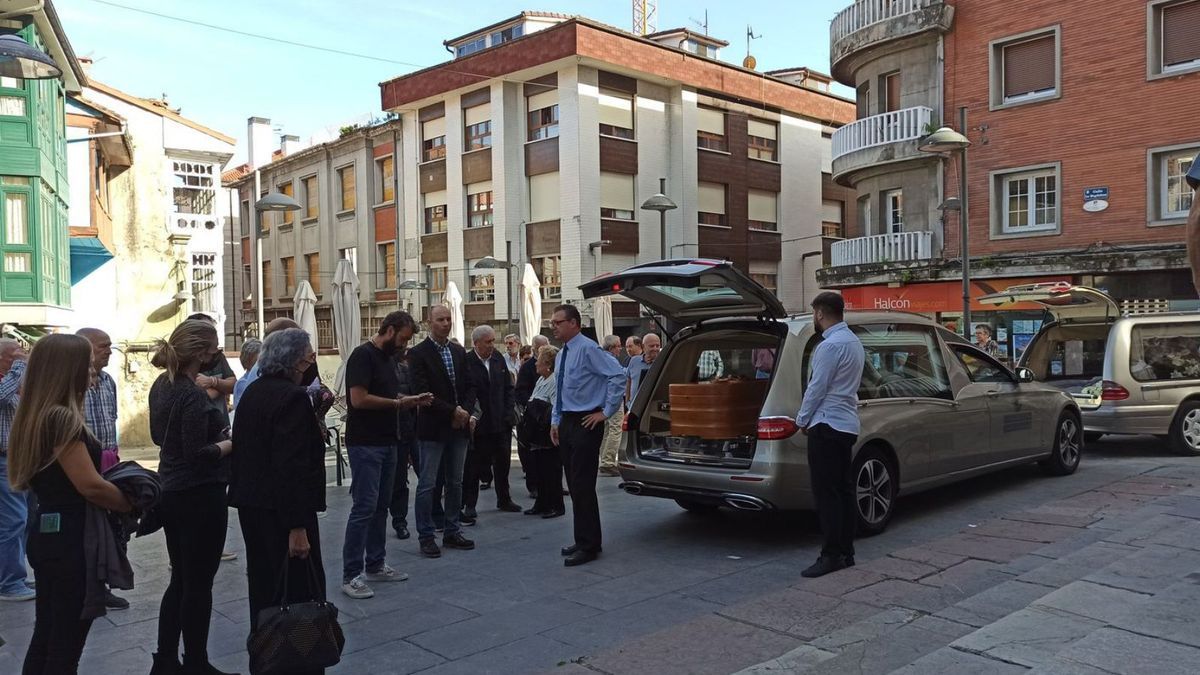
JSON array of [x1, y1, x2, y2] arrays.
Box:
[[83, 370, 119, 450], [0, 358, 24, 454]]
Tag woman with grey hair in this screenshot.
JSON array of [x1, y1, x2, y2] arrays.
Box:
[[229, 328, 331, 673]]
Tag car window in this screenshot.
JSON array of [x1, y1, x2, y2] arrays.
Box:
[[950, 345, 1014, 384], [1129, 322, 1200, 382], [848, 323, 953, 401]]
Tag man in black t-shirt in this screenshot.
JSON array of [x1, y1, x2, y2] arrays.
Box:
[[339, 311, 432, 600]]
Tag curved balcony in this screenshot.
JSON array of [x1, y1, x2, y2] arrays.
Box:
[[831, 106, 934, 186], [830, 231, 933, 268], [830, 0, 954, 85]]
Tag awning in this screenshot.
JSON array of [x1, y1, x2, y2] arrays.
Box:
[[69, 236, 113, 284]]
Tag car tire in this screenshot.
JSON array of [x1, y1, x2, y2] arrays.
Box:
[[852, 447, 897, 536], [675, 499, 719, 514], [1040, 412, 1082, 476], [1169, 401, 1200, 457], [1084, 431, 1104, 443]]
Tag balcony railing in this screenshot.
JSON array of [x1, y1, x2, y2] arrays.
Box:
[[830, 231, 933, 267], [831, 0, 937, 46], [832, 107, 933, 161]]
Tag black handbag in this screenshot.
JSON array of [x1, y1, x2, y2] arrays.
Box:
[[246, 554, 345, 674]]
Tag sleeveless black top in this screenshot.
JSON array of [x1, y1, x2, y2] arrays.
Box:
[[31, 431, 102, 511]]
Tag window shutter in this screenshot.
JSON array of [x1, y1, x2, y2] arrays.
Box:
[[821, 200, 843, 224], [466, 181, 492, 195], [528, 90, 557, 112], [464, 105, 489, 127], [1164, 1, 1200, 67], [697, 107, 726, 135], [1003, 35, 1056, 98], [698, 182, 726, 215], [598, 91, 634, 129], [885, 73, 901, 112], [748, 190, 777, 223], [529, 172, 560, 222], [747, 119, 777, 140], [600, 173, 634, 211], [422, 116, 446, 140], [424, 190, 447, 208]]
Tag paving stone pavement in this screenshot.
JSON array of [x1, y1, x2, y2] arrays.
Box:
[[2, 439, 1200, 674]]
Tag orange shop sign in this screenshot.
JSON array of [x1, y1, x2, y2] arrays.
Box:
[[841, 277, 1071, 313]]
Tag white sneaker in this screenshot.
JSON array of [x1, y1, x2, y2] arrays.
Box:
[[341, 575, 374, 599], [220, 551, 238, 561], [0, 588, 35, 602], [363, 564, 409, 583]]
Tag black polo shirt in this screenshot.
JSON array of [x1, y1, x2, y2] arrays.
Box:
[[345, 341, 401, 446]]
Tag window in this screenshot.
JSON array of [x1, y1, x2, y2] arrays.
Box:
[[698, 182, 727, 226], [377, 243, 396, 289], [600, 172, 635, 220], [1156, 147, 1197, 220], [302, 176, 318, 219], [856, 82, 871, 118], [883, 72, 901, 113], [337, 165, 355, 212], [992, 29, 1059, 107], [467, 186, 494, 228], [748, 190, 778, 231], [422, 116, 446, 161], [2, 191, 31, 274], [239, 199, 250, 236], [750, 273, 777, 294], [527, 90, 559, 141], [697, 107, 727, 151], [376, 156, 394, 203], [822, 200, 844, 238], [491, 24, 523, 45], [456, 37, 486, 57], [846, 324, 953, 401], [598, 90, 634, 139], [885, 189, 903, 233], [424, 191, 448, 234], [1153, 0, 1200, 76], [950, 345, 1014, 384], [997, 167, 1058, 234], [529, 172, 559, 222], [532, 255, 561, 298], [1129, 322, 1200, 382], [191, 252, 218, 313], [281, 256, 296, 295], [428, 265, 448, 295], [262, 260, 272, 299], [278, 182, 294, 227], [858, 194, 872, 235], [172, 161, 215, 214], [747, 119, 778, 161], [468, 260, 495, 302], [241, 265, 251, 301], [305, 252, 320, 294], [464, 105, 491, 151], [686, 40, 713, 57], [340, 247, 357, 274]]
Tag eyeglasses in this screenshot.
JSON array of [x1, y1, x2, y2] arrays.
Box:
[[550, 319, 569, 326]]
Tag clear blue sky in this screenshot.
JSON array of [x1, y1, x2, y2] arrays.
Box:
[[59, 0, 854, 165]]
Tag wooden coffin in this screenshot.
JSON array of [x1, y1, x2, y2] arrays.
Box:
[[669, 379, 769, 439]]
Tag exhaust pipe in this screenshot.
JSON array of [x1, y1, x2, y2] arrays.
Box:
[[724, 496, 765, 511], [621, 482, 644, 495]]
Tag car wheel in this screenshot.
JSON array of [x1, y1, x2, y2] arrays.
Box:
[[853, 447, 897, 536], [675, 499, 719, 514], [1041, 413, 1082, 476], [1169, 401, 1200, 457], [1084, 431, 1104, 443]]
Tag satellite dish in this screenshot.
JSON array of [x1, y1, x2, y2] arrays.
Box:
[[743, 54, 757, 70]]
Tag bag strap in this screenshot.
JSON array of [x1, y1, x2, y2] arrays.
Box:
[[272, 550, 328, 608]]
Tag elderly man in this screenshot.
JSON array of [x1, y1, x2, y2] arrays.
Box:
[[502, 333, 522, 381], [1187, 152, 1199, 296], [514, 334, 550, 498], [624, 335, 643, 361], [626, 333, 661, 411], [463, 325, 520, 520], [234, 318, 300, 409], [599, 335, 624, 476], [0, 338, 33, 602]]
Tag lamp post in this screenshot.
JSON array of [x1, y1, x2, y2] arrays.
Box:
[[473, 255, 518, 334], [399, 279, 427, 317], [588, 239, 612, 278], [641, 177, 678, 260], [253, 192, 302, 335], [919, 119, 972, 337], [0, 33, 62, 79]]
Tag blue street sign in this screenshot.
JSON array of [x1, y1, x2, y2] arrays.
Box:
[[1083, 187, 1109, 201]]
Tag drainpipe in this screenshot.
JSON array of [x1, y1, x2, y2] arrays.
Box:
[[393, 126, 402, 309], [228, 187, 238, 349]]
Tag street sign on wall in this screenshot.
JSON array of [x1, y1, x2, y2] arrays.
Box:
[[1083, 187, 1109, 212]]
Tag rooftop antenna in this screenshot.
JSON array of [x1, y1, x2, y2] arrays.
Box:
[[632, 0, 658, 36], [689, 10, 709, 35], [744, 25, 762, 70]]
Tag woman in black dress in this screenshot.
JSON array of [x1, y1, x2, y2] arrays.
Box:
[[8, 333, 131, 674], [148, 320, 236, 675]]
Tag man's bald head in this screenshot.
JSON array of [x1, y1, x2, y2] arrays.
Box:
[[76, 328, 113, 369], [642, 333, 662, 363], [264, 318, 300, 336], [428, 305, 452, 341], [531, 334, 549, 349]]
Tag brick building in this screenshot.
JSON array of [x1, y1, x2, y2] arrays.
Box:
[[820, 0, 1199, 358]]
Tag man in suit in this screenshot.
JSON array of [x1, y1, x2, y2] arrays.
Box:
[[462, 325, 521, 520], [409, 305, 478, 558], [513, 334, 550, 498]]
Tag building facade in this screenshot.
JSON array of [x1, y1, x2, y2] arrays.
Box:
[[821, 0, 1199, 360]]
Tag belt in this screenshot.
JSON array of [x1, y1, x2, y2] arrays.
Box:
[[561, 409, 602, 418]]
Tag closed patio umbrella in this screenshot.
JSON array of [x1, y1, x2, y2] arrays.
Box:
[[593, 296, 613, 344], [292, 279, 319, 352], [445, 280, 466, 345], [331, 258, 361, 395], [519, 263, 542, 346]]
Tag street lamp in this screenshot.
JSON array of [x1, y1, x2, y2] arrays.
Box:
[[253, 191, 302, 335], [920, 122, 972, 337], [641, 177, 678, 260], [588, 239, 611, 278], [0, 33, 62, 80], [473, 256, 518, 334], [399, 279, 427, 317]]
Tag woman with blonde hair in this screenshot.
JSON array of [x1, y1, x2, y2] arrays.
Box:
[[8, 333, 131, 674], [147, 319, 236, 675]]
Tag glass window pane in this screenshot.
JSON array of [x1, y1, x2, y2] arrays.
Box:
[[849, 323, 953, 400], [0, 96, 25, 116], [3, 252, 30, 273], [4, 192, 28, 245]]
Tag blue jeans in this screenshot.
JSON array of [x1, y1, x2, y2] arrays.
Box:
[[0, 454, 31, 594], [341, 445, 397, 582], [416, 437, 468, 542]]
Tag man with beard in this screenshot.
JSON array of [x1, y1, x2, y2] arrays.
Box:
[[340, 311, 433, 599]]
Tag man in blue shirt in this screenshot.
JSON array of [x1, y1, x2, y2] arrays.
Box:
[[625, 333, 661, 412], [550, 305, 624, 567], [795, 292, 865, 578]]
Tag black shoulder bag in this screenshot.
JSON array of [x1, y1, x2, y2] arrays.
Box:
[[246, 554, 345, 674]]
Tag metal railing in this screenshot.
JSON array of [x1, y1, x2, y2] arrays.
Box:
[[831, 0, 936, 45], [830, 231, 933, 267], [832, 107, 933, 160]]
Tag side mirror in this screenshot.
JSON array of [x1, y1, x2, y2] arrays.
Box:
[[1015, 367, 1035, 383]]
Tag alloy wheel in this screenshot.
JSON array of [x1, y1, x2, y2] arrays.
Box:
[[856, 458, 892, 526], [1183, 409, 1200, 452], [1059, 417, 1081, 468]]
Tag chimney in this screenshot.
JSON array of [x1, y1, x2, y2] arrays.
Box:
[[280, 134, 300, 158], [247, 117, 273, 170]]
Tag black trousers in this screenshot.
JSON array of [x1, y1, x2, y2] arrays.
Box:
[[463, 429, 513, 508], [389, 439, 420, 531], [516, 437, 537, 496], [24, 505, 92, 675], [237, 507, 326, 675], [157, 483, 228, 664], [532, 446, 564, 513], [560, 413, 604, 553], [807, 423, 857, 559]]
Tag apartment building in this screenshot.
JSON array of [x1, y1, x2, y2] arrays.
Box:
[[821, 0, 1199, 358]]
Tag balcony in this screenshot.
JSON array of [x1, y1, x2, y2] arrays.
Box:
[[830, 231, 932, 267], [830, 0, 954, 85], [830, 106, 934, 186]]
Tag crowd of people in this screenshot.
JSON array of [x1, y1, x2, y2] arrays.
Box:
[[0, 303, 664, 673]]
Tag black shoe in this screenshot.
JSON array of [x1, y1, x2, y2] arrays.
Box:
[[104, 590, 129, 610], [459, 511, 477, 526], [561, 544, 580, 556], [542, 509, 566, 519], [801, 555, 847, 579], [564, 550, 599, 567], [395, 526, 411, 540], [443, 533, 475, 550], [149, 653, 181, 675], [524, 507, 547, 515], [464, 506, 478, 519], [498, 501, 522, 513], [480, 482, 491, 490], [180, 659, 238, 675], [844, 555, 855, 568], [420, 539, 441, 558]]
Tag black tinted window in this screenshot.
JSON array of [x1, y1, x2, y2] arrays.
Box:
[[849, 323, 953, 400], [951, 345, 1014, 384]]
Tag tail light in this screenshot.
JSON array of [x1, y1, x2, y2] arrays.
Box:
[[1100, 381, 1130, 401], [757, 416, 799, 440], [622, 414, 637, 431]]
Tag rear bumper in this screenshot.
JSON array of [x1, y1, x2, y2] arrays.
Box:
[[1083, 404, 1177, 436], [618, 481, 778, 511]]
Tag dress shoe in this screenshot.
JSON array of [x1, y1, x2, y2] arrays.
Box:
[[463, 506, 478, 519], [480, 482, 491, 490], [149, 653, 181, 675], [395, 526, 411, 540], [459, 511, 477, 525], [844, 555, 856, 568], [524, 507, 547, 515], [443, 533, 475, 550], [541, 509, 566, 519], [561, 544, 580, 556], [420, 539, 441, 558], [497, 501, 522, 513], [564, 550, 599, 567], [801, 555, 847, 578], [104, 590, 129, 610]]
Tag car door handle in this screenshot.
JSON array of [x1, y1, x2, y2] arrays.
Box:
[[986, 391, 999, 398]]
